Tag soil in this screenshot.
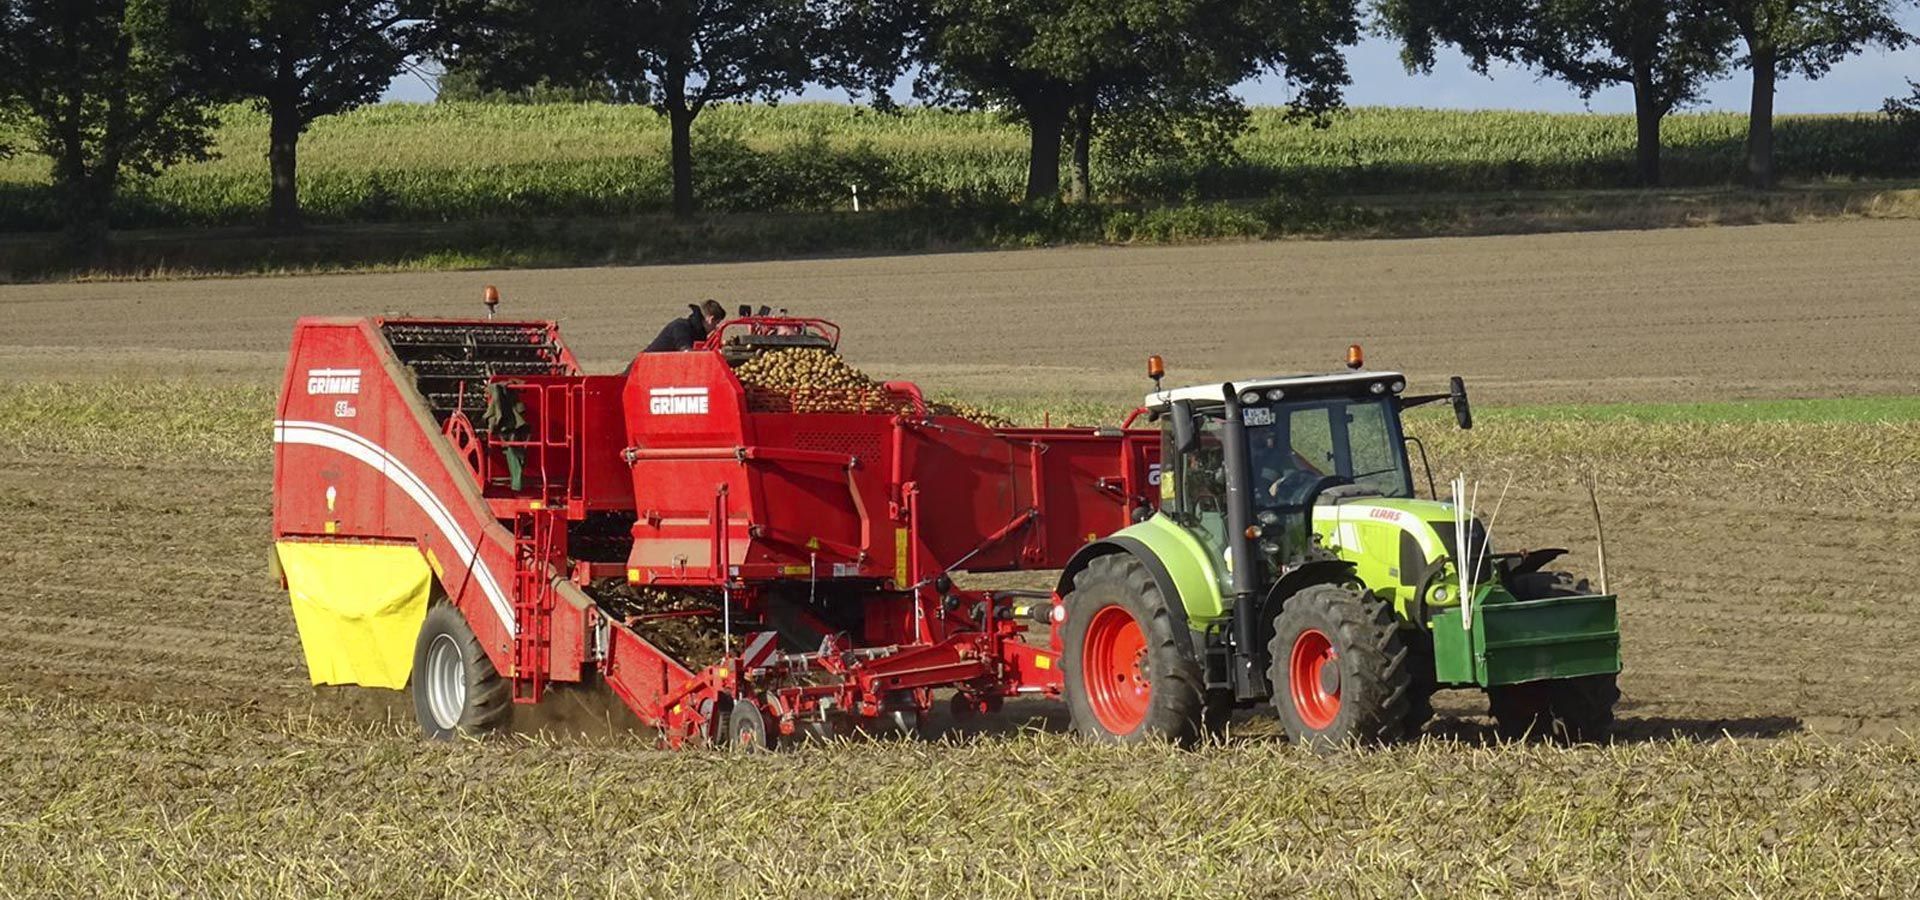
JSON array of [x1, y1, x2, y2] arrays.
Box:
[[2, 219, 1917, 406], [3, 221, 1919, 740], [2, 451, 1914, 741]]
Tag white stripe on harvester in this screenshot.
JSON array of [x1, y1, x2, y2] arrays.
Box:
[[273, 419, 516, 636]]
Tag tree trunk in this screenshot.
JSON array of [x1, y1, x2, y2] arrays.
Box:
[[1630, 57, 1663, 187], [665, 62, 696, 220], [669, 105, 695, 220], [1068, 88, 1094, 204], [56, 170, 114, 267], [1023, 93, 1069, 202], [267, 95, 304, 231], [1745, 43, 1777, 189]]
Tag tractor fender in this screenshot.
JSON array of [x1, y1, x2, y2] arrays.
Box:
[[1259, 559, 1359, 628], [1056, 537, 1194, 639]]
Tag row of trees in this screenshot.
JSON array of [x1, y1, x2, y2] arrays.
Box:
[[1379, 0, 1914, 187], [1, 0, 1914, 261]]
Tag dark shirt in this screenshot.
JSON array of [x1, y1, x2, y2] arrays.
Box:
[[643, 308, 709, 353]]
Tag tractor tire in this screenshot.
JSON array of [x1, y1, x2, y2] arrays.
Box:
[[1490, 569, 1618, 743], [1402, 625, 1437, 740], [410, 604, 511, 740], [1267, 583, 1413, 749], [1488, 675, 1619, 743], [1061, 553, 1208, 746]]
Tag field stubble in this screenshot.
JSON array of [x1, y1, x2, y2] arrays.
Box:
[[7, 228, 1920, 892]]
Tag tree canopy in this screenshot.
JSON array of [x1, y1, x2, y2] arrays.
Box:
[[0, 0, 223, 258], [195, 0, 429, 226], [436, 0, 831, 218], [1379, 0, 1737, 185]]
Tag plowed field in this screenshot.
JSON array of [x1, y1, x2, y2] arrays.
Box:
[[4, 220, 1920, 894]]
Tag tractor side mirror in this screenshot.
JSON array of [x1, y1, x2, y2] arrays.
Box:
[[1449, 376, 1473, 430], [1170, 400, 1199, 453]]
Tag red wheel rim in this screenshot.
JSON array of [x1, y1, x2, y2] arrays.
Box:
[[1083, 605, 1151, 734], [1289, 628, 1341, 730]]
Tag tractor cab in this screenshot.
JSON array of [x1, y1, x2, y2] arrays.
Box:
[[1146, 353, 1471, 583]]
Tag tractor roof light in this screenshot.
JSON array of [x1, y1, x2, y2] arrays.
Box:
[[1265, 388, 1285, 401], [1347, 344, 1364, 370], [1390, 379, 1406, 393], [1370, 381, 1387, 394], [1239, 390, 1261, 405]]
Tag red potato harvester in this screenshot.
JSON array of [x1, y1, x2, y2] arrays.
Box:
[[270, 295, 1159, 747]]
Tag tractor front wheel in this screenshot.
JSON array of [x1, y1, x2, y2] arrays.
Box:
[[1062, 554, 1209, 745], [410, 604, 511, 740], [1267, 584, 1413, 749]]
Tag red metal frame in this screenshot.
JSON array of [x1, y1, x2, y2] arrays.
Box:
[[272, 314, 1158, 745]]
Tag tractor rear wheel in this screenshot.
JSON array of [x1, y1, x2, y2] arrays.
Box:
[[1267, 584, 1413, 749], [410, 604, 511, 740], [1062, 554, 1208, 745]]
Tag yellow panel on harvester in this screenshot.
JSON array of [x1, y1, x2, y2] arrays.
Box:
[[276, 541, 433, 690]]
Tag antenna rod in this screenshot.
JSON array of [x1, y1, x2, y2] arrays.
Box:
[[1586, 470, 1610, 595]]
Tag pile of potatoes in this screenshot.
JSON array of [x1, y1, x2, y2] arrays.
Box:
[[736, 348, 892, 414], [736, 348, 1011, 426]]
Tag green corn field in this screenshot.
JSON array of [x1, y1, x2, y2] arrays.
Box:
[[0, 103, 1912, 231]]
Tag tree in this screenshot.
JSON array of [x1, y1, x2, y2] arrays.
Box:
[[843, 0, 1359, 202], [1379, 0, 1737, 186], [437, 0, 828, 219], [1708, 0, 1912, 187], [196, 1, 427, 228], [0, 0, 221, 261], [435, 58, 633, 103]]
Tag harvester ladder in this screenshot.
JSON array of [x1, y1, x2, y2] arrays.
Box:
[[510, 508, 564, 704]]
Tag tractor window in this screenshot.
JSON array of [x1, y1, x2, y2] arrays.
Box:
[[1249, 398, 1412, 506], [1168, 413, 1232, 556], [1345, 401, 1410, 497]]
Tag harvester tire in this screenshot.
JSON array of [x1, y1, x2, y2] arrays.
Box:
[[727, 700, 779, 752], [409, 604, 511, 740], [1062, 553, 1207, 746], [1267, 583, 1413, 749]]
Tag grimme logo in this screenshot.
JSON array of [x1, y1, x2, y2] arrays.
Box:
[[649, 386, 710, 415], [306, 368, 362, 396]]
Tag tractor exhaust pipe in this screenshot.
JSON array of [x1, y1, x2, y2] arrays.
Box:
[[1220, 384, 1263, 698]]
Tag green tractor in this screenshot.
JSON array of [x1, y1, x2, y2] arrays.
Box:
[[1056, 354, 1622, 747]]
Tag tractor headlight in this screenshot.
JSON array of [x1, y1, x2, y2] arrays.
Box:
[[1431, 585, 1449, 603], [1258, 540, 1281, 556], [1239, 390, 1261, 405], [1255, 509, 1280, 526]]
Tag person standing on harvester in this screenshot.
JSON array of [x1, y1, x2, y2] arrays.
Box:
[[645, 299, 726, 352]]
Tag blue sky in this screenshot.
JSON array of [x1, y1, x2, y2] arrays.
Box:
[[385, 12, 1920, 113]]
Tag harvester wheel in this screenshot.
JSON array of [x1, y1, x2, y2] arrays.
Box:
[[1267, 584, 1413, 749], [1061, 554, 1207, 745], [727, 701, 778, 752], [410, 604, 511, 740]]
